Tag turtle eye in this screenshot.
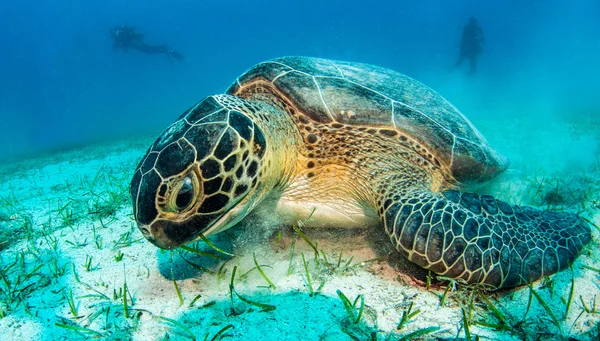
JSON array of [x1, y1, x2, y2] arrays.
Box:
[[176, 178, 194, 208], [169, 175, 197, 212]]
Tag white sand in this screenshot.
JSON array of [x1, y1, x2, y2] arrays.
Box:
[[0, 114, 598, 341]]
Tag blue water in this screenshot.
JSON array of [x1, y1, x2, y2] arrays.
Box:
[[0, 0, 598, 160]]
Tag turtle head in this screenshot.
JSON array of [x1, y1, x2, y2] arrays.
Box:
[[130, 95, 268, 249]]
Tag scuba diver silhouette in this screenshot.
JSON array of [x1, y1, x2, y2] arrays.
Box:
[[453, 17, 484, 74], [109, 25, 184, 61]]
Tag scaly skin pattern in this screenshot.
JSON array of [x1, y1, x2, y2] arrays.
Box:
[[132, 56, 591, 289], [234, 76, 591, 288], [229, 57, 591, 289], [376, 184, 590, 288], [130, 95, 298, 249]]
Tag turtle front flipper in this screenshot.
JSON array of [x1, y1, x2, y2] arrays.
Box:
[[380, 189, 591, 289]]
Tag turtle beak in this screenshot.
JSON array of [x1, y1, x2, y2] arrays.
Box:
[[202, 201, 249, 237], [138, 222, 183, 250], [143, 218, 212, 250], [136, 223, 171, 249], [138, 224, 152, 239]]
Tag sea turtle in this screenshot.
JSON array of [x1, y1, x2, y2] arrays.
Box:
[[130, 56, 591, 289]]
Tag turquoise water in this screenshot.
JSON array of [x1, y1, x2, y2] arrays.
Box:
[[1, 0, 598, 160], [1, 1, 599, 340]]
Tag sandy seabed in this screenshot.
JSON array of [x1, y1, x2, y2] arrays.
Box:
[[0, 113, 599, 341]]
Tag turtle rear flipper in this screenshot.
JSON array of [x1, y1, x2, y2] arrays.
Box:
[[381, 189, 591, 289]]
